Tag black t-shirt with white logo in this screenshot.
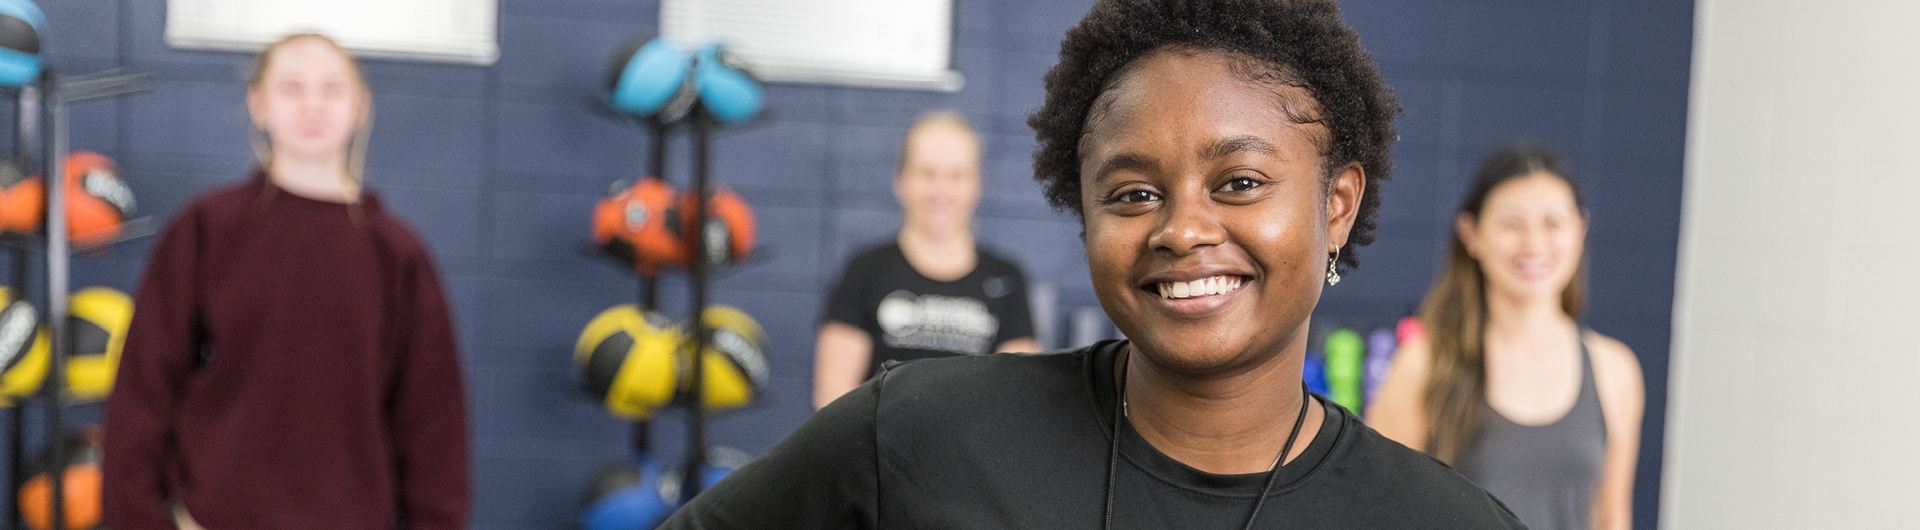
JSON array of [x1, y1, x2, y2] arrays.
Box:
[[823, 242, 1035, 377]]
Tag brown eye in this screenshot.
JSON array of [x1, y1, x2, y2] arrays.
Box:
[[1119, 189, 1158, 203], [1221, 177, 1261, 192]]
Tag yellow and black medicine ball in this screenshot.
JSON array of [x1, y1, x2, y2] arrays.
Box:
[[574, 305, 682, 420], [685, 305, 768, 411], [65, 287, 131, 402], [0, 287, 48, 405]]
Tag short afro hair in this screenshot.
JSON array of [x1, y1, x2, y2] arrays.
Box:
[[1028, 0, 1400, 272]]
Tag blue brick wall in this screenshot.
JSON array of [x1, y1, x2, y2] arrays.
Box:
[[17, 0, 1687, 528]]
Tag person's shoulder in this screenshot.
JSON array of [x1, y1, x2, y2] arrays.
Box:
[[846, 241, 902, 263], [1583, 329, 1646, 420], [973, 245, 1027, 276], [870, 347, 1094, 422], [1582, 330, 1643, 382], [359, 191, 438, 264], [157, 175, 268, 237], [877, 348, 1085, 395], [826, 241, 902, 285], [1322, 409, 1526, 528], [179, 174, 267, 217]]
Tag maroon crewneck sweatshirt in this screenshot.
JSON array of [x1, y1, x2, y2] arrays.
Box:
[[103, 172, 469, 530]]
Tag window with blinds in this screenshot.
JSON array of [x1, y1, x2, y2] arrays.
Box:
[[662, 0, 962, 92], [165, 0, 499, 65]]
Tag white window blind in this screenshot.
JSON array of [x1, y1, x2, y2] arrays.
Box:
[[165, 0, 499, 65], [662, 0, 962, 92]]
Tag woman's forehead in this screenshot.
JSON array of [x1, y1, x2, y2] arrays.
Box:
[[261, 40, 357, 81], [1482, 174, 1580, 215], [1079, 52, 1327, 162]]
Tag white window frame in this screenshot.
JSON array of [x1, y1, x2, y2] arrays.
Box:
[[662, 0, 963, 92], [165, 0, 500, 65]]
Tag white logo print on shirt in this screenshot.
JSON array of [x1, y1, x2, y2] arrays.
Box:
[[875, 290, 999, 355]]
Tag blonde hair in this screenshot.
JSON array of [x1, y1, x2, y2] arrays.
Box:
[[897, 110, 978, 174], [246, 33, 374, 187]]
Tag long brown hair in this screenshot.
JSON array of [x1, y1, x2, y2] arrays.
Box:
[[1419, 143, 1588, 463], [246, 33, 374, 187]]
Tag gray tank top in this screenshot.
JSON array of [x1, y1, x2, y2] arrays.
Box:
[[1453, 338, 1606, 530]]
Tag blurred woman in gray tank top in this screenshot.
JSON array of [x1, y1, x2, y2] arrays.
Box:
[[1366, 144, 1645, 530]]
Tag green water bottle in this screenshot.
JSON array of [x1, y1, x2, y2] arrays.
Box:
[[1324, 328, 1364, 413]]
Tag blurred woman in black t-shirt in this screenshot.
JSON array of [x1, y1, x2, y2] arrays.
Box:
[[812, 111, 1040, 409]]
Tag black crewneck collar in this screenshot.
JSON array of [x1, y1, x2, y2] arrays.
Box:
[[1084, 339, 1345, 497]]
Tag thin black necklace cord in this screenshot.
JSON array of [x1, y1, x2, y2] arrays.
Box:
[[1240, 381, 1312, 530], [1101, 349, 1314, 530]]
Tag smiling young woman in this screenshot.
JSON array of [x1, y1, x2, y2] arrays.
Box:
[[811, 111, 1041, 410], [1366, 144, 1645, 530], [659, 1, 1522, 527]]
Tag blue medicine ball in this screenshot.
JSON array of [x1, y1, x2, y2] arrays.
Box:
[[691, 44, 763, 126], [0, 0, 42, 88], [579, 455, 677, 530], [606, 35, 695, 124]]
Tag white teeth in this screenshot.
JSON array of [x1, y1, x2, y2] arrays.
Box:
[[1157, 275, 1244, 300]]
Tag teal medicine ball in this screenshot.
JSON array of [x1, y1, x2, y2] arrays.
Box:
[[0, 0, 43, 88]]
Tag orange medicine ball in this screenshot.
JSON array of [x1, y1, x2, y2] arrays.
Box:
[[676, 186, 755, 267], [18, 426, 102, 530], [592, 177, 690, 276], [0, 152, 136, 247]]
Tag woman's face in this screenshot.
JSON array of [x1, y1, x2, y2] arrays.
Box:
[[1079, 50, 1364, 375], [1459, 172, 1586, 303], [895, 124, 982, 236], [247, 38, 367, 164]]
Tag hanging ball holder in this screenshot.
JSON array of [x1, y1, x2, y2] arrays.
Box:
[[586, 34, 770, 513]]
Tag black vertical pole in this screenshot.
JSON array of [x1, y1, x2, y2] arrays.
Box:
[[7, 78, 35, 530], [39, 68, 66, 530], [641, 123, 668, 312], [3, 245, 17, 530], [634, 120, 672, 458], [680, 110, 711, 503]]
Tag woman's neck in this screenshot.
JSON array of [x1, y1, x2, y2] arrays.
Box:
[[268, 153, 358, 203], [897, 223, 975, 282], [1482, 286, 1577, 350], [1119, 341, 1324, 475]]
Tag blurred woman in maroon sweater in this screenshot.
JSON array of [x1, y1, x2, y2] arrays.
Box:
[[101, 34, 469, 530]]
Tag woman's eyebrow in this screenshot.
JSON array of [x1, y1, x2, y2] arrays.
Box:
[[1200, 135, 1279, 161], [1092, 152, 1160, 185]]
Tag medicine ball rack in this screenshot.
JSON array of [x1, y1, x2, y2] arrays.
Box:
[[608, 103, 749, 504], [0, 67, 149, 530]]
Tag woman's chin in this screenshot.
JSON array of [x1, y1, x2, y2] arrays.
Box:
[[1490, 276, 1571, 303], [1128, 335, 1268, 377], [271, 137, 351, 161]]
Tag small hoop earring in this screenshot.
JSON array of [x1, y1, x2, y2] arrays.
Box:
[[1325, 250, 1341, 286]]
